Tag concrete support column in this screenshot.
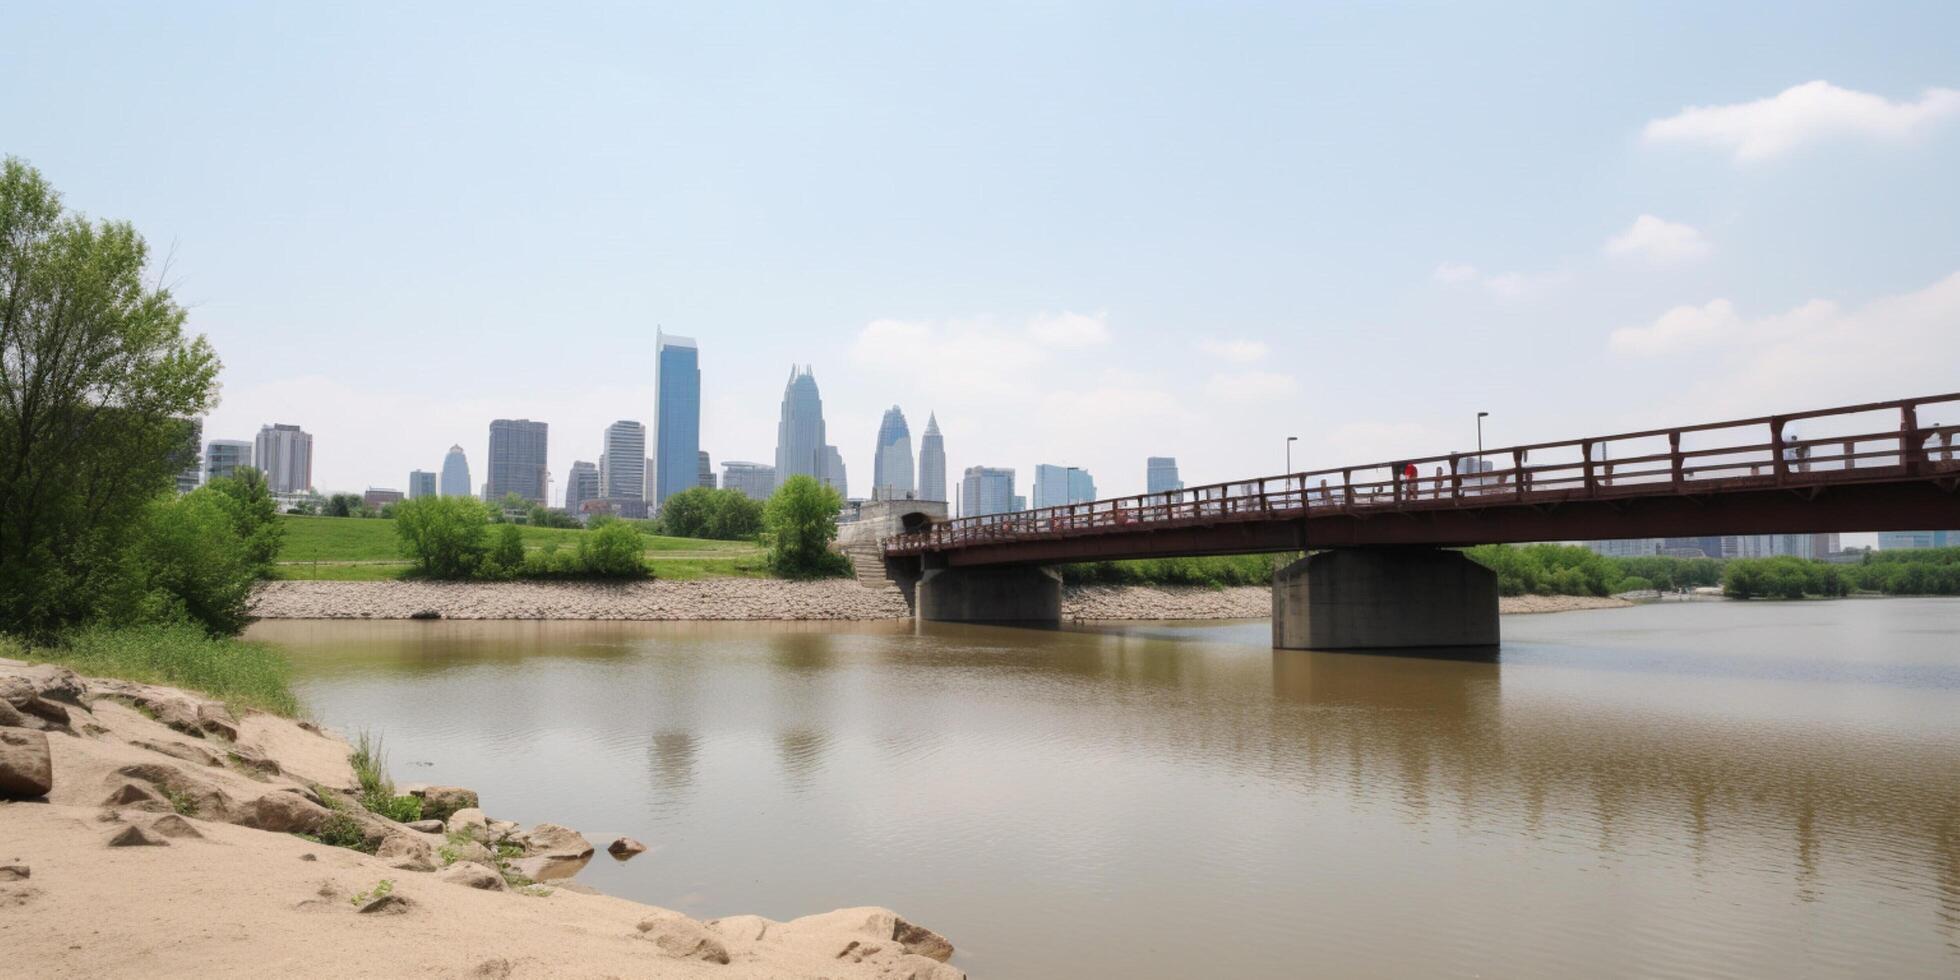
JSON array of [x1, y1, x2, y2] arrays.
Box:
[[1272, 548, 1498, 650], [916, 564, 1063, 624]]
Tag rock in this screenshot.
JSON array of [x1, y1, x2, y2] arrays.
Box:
[[107, 825, 168, 847], [357, 893, 413, 915], [376, 834, 435, 872], [0, 729, 53, 799], [406, 819, 444, 834], [102, 782, 160, 806], [890, 954, 966, 980], [894, 917, 955, 962], [518, 823, 593, 859], [634, 911, 732, 964], [113, 763, 233, 818], [443, 839, 492, 866], [149, 814, 204, 840], [0, 865, 27, 881], [195, 703, 239, 741], [485, 818, 518, 839], [0, 699, 25, 728], [130, 739, 224, 768], [510, 853, 590, 882], [834, 940, 883, 963], [224, 745, 281, 777], [436, 861, 510, 892], [409, 609, 442, 620], [607, 836, 647, 857], [299, 853, 317, 862], [146, 698, 208, 739], [236, 791, 332, 835], [410, 785, 478, 823], [446, 807, 488, 838], [19, 697, 71, 730], [0, 663, 87, 706]]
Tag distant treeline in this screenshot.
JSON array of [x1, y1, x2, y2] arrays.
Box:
[[1723, 547, 1960, 599]]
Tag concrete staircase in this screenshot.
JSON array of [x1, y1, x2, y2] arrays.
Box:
[[842, 544, 897, 590]]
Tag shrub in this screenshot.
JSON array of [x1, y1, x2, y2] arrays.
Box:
[[204, 467, 284, 576], [1613, 575, 1655, 593], [110, 489, 262, 635], [657, 487, 764, 540], [480, 522, 527, 578], [576, 520, 649, 578], [763, 476, 850, 579], [393, 496, 490, 579]]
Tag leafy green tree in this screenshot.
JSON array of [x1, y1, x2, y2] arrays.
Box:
[[763, 476, 849, 578], [392, 496, 490, 579], [656, 486, 716, 538], [483, 522, 526, 577], [576, 520, 649, 578], [325, 493, 363, 518], [0, 158, 221, 637], [704, 489, 765, 540], [108, 490, 259, 636], [204, 466, 284, 576]]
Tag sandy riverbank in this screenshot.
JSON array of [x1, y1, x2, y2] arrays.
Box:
[[251, 579, 1632, 622], [0, 659, 962, 979]]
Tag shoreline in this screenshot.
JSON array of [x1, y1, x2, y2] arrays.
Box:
[[0, 659, 964, 979], [251, 579, 1633, 622]]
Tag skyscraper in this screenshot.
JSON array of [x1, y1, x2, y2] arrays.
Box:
[[774, 365, 827, 488], [205, 439, 252, 483], [1146, 457, 1183, 494], [487, 419, 548, 504], [697, 450, 714, 489], [917, 413, 946, 502], [255, 423, 314, 493], [1033, 464, 1097, 508], [872, 406, 914, 499], [961, 466, 1016, 517], [721, 461, 776, 501], [566, 460, 600, 515], [440, 445, 471, 497], [600, 420, 647, 502], [822, 445, 848, 499], [408, 470, 437, 499], [654, 332, 700, 508]]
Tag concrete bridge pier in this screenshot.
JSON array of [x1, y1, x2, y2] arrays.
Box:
[[913, 558, 1063, 625], [1272, 548, 1498, 650]]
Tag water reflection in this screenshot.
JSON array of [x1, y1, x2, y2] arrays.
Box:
[[258, 601, 1960, 978]]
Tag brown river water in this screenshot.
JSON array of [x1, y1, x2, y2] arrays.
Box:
[[250, 599, 1960, 979]]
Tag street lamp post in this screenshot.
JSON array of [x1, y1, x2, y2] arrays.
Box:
[[1286, 436, 1298, 473]]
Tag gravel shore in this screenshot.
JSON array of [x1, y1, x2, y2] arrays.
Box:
[[253, 580, 1632, 621]]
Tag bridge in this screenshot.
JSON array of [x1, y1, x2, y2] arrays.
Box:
[[882, 393, 1960, 650]]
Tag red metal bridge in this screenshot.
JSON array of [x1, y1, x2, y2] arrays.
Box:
[[884, 393, 1960, 567]]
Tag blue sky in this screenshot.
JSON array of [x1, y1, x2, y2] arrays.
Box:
[[4, 1, 1958, 503]]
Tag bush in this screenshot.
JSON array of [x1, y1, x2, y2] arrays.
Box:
[[1063, 555, 1279, 587], [393, 496, 490, 578], [480, 522, 527, 578], [763, 476, 850, 578], [204, 467, 284, 576], [1722, 556, 1849, 599], [1613, 576, 1655, 593], [657, 487, 764, 540], [576, 520, 649, 578], [16, 623, 298, 715], [107, 489, 262, 636]]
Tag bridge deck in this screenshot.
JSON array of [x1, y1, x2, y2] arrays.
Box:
[[885, 394, 1960, 566]]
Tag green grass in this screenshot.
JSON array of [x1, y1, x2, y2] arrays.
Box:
[[1062, 554, 1285, 588], [275, 515, 763, 577], [349, 731, 422, 823], [10, 623, 299, 716]]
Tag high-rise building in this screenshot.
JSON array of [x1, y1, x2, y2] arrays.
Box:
[[917, 413, 946, 502], [173, 418, 203, 493], [1032, 464, 1097, 509], [821, 445, 848, 499], [255, 423, 314, 493], [408, 470, 437, 499], [600, 420, 647, 502], [697, 451, 714, 489], [487, 419, 548, 505], [1011, 494, 1027, 512], [960, 466, 1016, 517], [440, 445, 471, 497], [566, 461, 600, 515], [722, 461, 776, 501], [644, 457, 654, 503], [774, 365, 827, 488], [1878, 531, 1957, 549], [1586, 539, 1664, 558], [205, 439, 252, 483], [654, 331, 701, 508], [1146, 457, 1183, 494], [363, 487, 404, 510], [872, 406, 915, 500]]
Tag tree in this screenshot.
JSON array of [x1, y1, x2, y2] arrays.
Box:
[[483, 522, 526, 577], [0, 158, 221, 637], [204, 466, 283, 576], [393, 496, 490, 579], [763, 476, 849, 578], [104, 489, 259, 636], [656, 486, 716, 538], [576, 520, 648, 578], [325, 493, 363, 518], [704, 489, 764, 541]]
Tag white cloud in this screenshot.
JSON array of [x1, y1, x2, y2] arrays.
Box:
[[1196, 338, 1269, 363], [1643, 80, 1960, 163], [1604, 215, 1711, 263], [1026, 310, 1110, 348], [1432, 262, 1478, 284], [1433, 261, 1562, 299], [1609, 298, 1739, 356], [1205, 370, 1297, 403]]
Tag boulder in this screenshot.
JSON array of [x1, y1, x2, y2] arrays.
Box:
[[518, 823, 593, 859], [0, 729, 53, 799], [146, 698, 208, 739], [405, 819, 444, 834], [19, 697, 71, 731], [107, 825, 168, 847], [446, 807, 488, 838], [224, 745, 281, 777], [890, 954, 966, 980], [102, 782, 161, 807], [510, 853, 590, 882], [196, 703, 240, 741], [894, 917, 956, 962], [0, 663, 87, 706], [436, 861, 509, 892], [149, 814, 204, 840], [634, 911, 731, 964], [485, 818, 518, 839], [442, 839, 492, 867], [607, 836, 647, 858], [357, 893, 413, 915], [0, 699, 25, 728], [235, 791, 332, 835], [113, 763, 233, 819], [409, 785, 478, 823], [376, 834, 436, 872], [0, 865, 27, 881]]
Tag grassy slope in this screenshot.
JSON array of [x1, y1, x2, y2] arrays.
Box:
[[272, 515, 764, 581], [7, 624, 299, 716]]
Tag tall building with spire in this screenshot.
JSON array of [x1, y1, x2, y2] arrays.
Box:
[[872, 406, 914, 500], [774, 366, 828, 489], [654, 332, 700, 508], [440, 445, 471, 497], [917, 413, 946, 502]]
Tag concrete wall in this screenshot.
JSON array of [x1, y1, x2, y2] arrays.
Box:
[[836, 499, 951, 551], [916, 565, 1063, 624], [1272, 548, 1498, 650]]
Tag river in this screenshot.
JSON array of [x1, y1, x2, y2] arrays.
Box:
[[248, 599, 1960, 979]]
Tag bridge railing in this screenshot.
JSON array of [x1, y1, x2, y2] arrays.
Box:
[[883, 393, 1960, 555]]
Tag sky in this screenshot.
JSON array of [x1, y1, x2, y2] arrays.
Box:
[[4, 1, 1958, 510]]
